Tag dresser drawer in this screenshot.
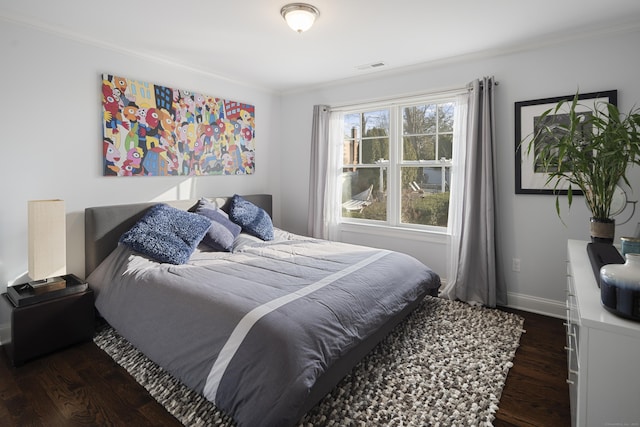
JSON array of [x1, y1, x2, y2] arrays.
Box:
[[566, 270, 580, 359]]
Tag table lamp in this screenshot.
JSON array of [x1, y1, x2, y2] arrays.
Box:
[[27, 199, 67, 290]]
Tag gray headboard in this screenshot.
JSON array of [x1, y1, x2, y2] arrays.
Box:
[[84, 194, 272, 277]]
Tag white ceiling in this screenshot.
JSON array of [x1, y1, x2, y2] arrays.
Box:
[[3, 0, 640, 93]]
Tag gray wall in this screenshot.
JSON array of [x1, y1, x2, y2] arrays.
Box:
[[278, 28, 640, 316], [0, 19, 282, 291], [2, 16, 639, 322]]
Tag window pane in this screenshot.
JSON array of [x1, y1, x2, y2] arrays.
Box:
[[362, 137, 389, 164], [438, 103, 455, 132], [338, 98, 456, 231], [403, 104, 436, 135], [403, 135, 435, 161], [422, 166, 450, 192], [401, 167, 449, 227], [342, 137, 359, 165], [363, 110, 389, 136], [342, 167, 387, 221], [344, 113, 360, 138], [437, 134, 453, 160]]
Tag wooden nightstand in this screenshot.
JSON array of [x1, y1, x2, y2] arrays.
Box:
[[1, 274, 95, 367]]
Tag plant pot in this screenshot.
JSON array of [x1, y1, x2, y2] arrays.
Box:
[[590, 217, 615, 244]]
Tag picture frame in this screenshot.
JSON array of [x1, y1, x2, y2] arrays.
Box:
[[101, 73, 256, 177], [514, 90, 617, 194]]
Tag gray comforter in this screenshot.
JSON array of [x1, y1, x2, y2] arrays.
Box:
[[88, 230, 440, 426]]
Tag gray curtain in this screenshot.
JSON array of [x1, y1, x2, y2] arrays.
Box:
[[307, 105, 330, 238], [443, 77, 505, 307]]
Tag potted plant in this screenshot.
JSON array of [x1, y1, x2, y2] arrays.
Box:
[[526, 92, 640, 243]]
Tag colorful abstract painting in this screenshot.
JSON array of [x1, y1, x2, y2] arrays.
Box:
[[101, 74, 255, 176]]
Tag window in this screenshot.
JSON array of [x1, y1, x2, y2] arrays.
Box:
[[339, 96, 457, 231]]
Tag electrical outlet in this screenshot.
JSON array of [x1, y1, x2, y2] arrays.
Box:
[[512, 258, 521, 272]]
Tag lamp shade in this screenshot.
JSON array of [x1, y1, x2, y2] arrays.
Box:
[[28, 199, 66, 281], [280, 3, 319, 33]]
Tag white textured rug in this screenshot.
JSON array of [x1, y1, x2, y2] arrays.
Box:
[[94, 296, 524, 426]]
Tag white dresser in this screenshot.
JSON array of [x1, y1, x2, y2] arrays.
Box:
[[566, 240, 640, 427]]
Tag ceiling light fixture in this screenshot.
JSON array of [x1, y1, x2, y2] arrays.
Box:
[[280, 3, 320, 33]]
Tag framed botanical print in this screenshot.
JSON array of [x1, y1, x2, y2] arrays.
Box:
[[514, 90, 617, 194]]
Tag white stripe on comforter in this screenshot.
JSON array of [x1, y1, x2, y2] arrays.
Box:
[[203, 249, 390, 400]]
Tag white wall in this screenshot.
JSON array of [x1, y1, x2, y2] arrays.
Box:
[[0, 19, 282, 294], [278, 28, 640, 316], [3, 18, 639, 321]]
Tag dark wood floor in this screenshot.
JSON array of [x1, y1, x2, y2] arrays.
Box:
[[494, 308, 571, 426], [0, 308, 570, 426]]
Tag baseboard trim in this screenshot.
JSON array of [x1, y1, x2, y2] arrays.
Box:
[[504, 292, 565, 319], [438, 282, 565, 319]]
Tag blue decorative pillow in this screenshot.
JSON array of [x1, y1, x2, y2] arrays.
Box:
[[195, 198, 241, 251], [119, 203, 212, 264], [229, 194, 274, 241]]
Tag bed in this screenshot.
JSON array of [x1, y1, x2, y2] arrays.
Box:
[[85, 194, 440, 427]]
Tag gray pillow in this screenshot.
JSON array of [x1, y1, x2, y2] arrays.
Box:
[[195, 198, 241, 251]]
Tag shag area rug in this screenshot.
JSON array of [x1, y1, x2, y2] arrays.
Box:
[[93, 296, 524, 427]]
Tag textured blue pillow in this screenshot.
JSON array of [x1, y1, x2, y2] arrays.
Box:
[[229, 194, 274, 241], [195, 198, 241, 251], [119, 203, 212, 264]]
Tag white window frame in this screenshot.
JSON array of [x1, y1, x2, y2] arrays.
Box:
[[334, 91, 462, 234]]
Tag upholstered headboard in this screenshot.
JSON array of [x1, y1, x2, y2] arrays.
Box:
[[84, 194, 272, 277]]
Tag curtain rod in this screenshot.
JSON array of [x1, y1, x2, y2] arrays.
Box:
[[473, 78, 499, 89], [330, 85, 468, 112], [330, 78, 498, 111]]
